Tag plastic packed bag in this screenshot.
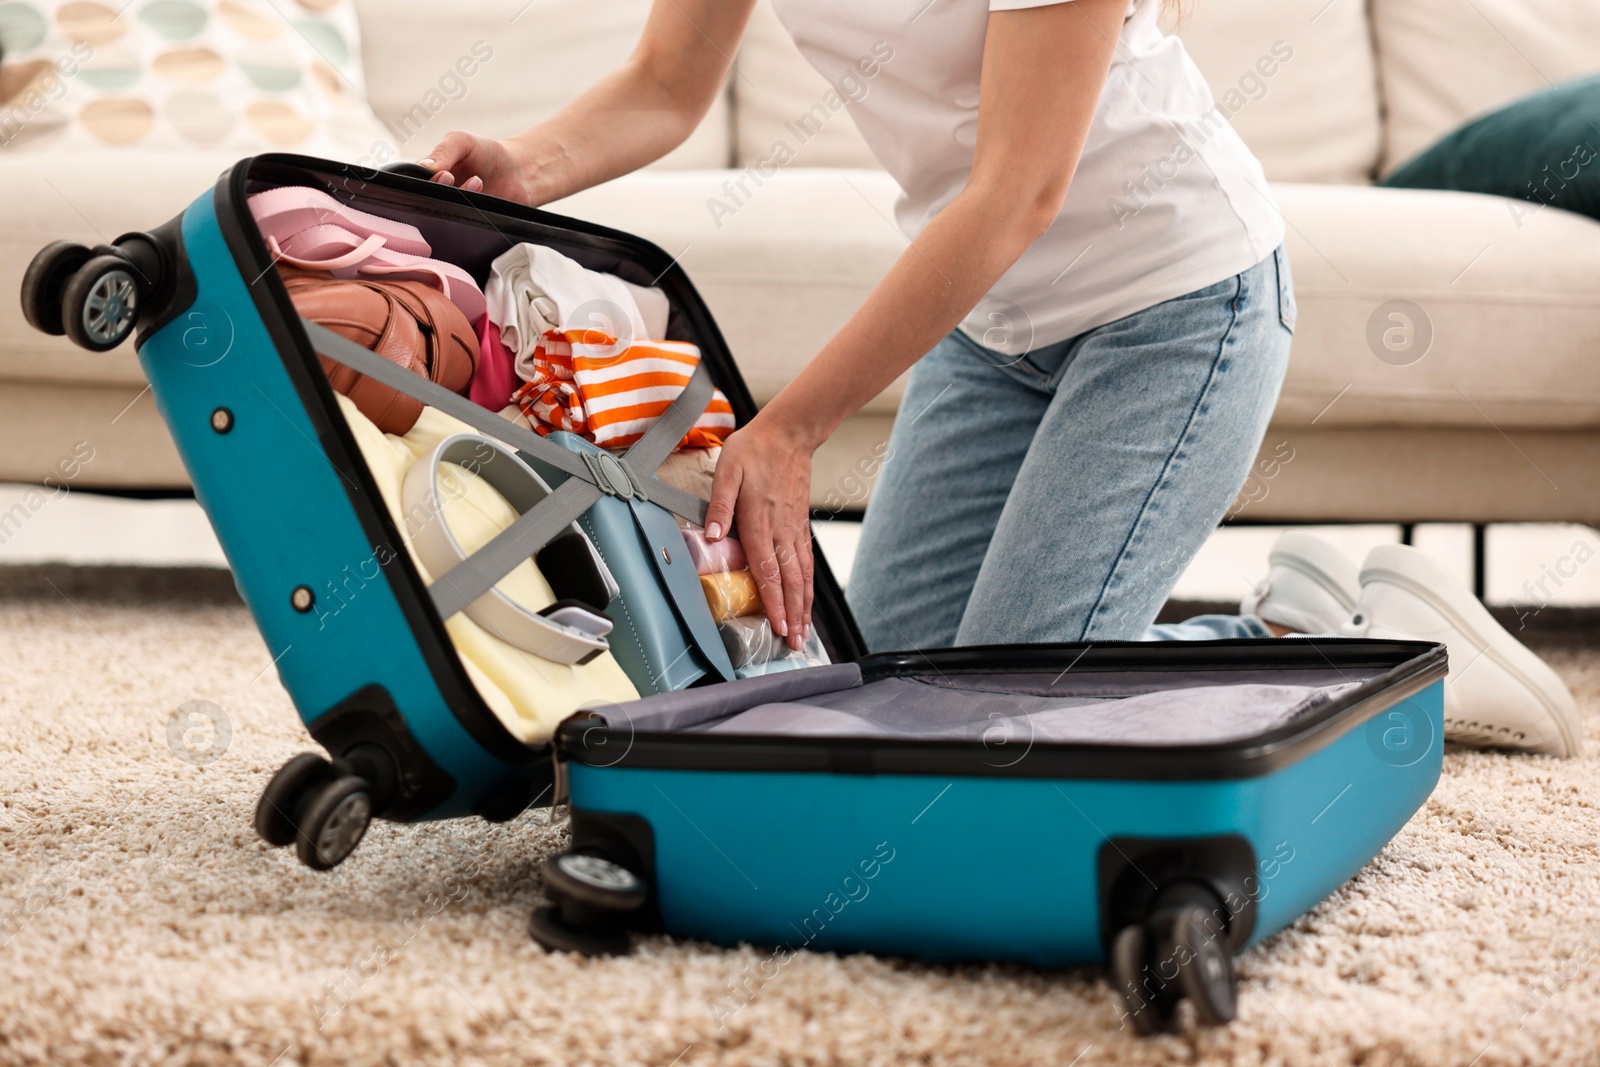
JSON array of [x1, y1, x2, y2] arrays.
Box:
[[671, 480, 829, 677], [681, 526, 747, 575], [718, 615, 830, 679], [699, 569, 762, 620]]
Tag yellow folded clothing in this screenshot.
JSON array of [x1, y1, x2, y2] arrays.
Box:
[[699, 569, 763, 621], [335, 394, 639, 744]]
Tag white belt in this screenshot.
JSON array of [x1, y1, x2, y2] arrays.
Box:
[[402, 433, 618, 665]]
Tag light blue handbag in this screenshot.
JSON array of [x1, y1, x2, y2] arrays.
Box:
[[527, 431, 735, 694]]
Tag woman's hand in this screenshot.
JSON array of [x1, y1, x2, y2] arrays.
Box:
[[704, 414, 817, 650], [419, 131, 532, 202]]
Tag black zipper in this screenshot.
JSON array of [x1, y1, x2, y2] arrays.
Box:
[[555, 639, 1449, 781]]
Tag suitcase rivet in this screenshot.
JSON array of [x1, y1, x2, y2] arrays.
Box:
[[290, 586, 314, 613], [661, 546, 672, 565], [210, 407, 234, 434]]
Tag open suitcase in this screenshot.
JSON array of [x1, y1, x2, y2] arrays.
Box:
[[21, 154, 1448, 1033]]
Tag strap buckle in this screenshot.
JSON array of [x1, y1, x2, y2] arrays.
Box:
[[582, 450, 647, 502]]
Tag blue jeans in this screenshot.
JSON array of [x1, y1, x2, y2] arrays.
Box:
[[848, 246, 1295, 650]]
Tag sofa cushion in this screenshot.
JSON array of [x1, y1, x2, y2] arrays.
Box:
[[1371, 0, 1600, 176], [1161, 0, 1382, 184], [554, 170, 1600, 434], [354, 0, 729, 171], [1270, 182, 1600, 432], [1229, 426, 1600, 526], [14, 152, 1597, 436], [729, 0, 876, 170]]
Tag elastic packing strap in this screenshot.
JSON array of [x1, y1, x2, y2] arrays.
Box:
[[301, 318, 716, 620]]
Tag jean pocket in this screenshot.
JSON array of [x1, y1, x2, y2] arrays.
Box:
[[1274, 245, 1297, 334]]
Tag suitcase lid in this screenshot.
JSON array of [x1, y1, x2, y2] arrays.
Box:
[[204, 153, 863, 766]]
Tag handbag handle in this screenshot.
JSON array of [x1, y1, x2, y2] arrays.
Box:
[[403, 434, 618, 665]]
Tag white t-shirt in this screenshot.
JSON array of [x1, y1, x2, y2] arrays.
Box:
[[769, 0, 1285, 355]]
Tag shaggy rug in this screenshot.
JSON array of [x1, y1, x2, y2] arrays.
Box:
[[2, 565, 1598, 1067]]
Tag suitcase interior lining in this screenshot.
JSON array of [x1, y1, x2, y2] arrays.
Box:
[[602, 662, 1388, 747]]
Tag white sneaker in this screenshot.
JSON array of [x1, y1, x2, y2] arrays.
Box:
[[1341, 544, 1582, 758], [1240, 531, 1362, 635]]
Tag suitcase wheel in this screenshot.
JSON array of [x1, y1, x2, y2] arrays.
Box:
[[294, 775, 373, 871], [254, 752, 374, 871], [1111, 923, 1167, 1036], [543, 852, 649, 911], [528, 903, 631, 957], [1172, 910, 1237, 1026], [527, 852, 647, 957], [1111, 904, 1238, 1034], [62, 255, 142, 353], [254, 752, 332, 847], [21, 240, 91, 337], [24, 232, 169, 352]]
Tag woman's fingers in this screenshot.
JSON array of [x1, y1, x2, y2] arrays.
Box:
[[776, 529, 807, 650], [750, 522, 806, 650], [700, 425, 816, 647], [420, 130, 473, 176], [704, 457, 743, 542], [798, 530, 815, 641], [745, 523, 789, 639]]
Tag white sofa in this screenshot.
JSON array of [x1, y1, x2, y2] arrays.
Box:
[[4, 0, 1600, 527]]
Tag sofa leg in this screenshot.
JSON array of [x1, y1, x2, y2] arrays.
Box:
[[1398, 523, 1488, 601], [1473, 523, 1488, 602]]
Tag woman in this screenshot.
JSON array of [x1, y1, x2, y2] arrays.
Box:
[[425, 0, 1580, 757]]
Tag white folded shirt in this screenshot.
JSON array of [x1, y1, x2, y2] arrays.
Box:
[[484, 243, 672, 371]]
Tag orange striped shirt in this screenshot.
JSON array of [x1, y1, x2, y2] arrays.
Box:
[[511, 328, 736, 451]]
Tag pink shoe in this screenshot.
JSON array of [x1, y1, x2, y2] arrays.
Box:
[[247, 186, 432, 258]]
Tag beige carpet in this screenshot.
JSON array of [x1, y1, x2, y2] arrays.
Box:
[[3, 566, 1600, 1067]]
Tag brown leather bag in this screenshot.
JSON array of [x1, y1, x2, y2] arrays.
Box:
[[281, 267, 478, 435]]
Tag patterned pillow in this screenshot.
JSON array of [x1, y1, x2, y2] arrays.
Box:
[[0, 0, 382, 155]]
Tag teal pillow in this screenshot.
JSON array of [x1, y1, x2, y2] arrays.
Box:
[[1381, 74, 1600, 222]]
